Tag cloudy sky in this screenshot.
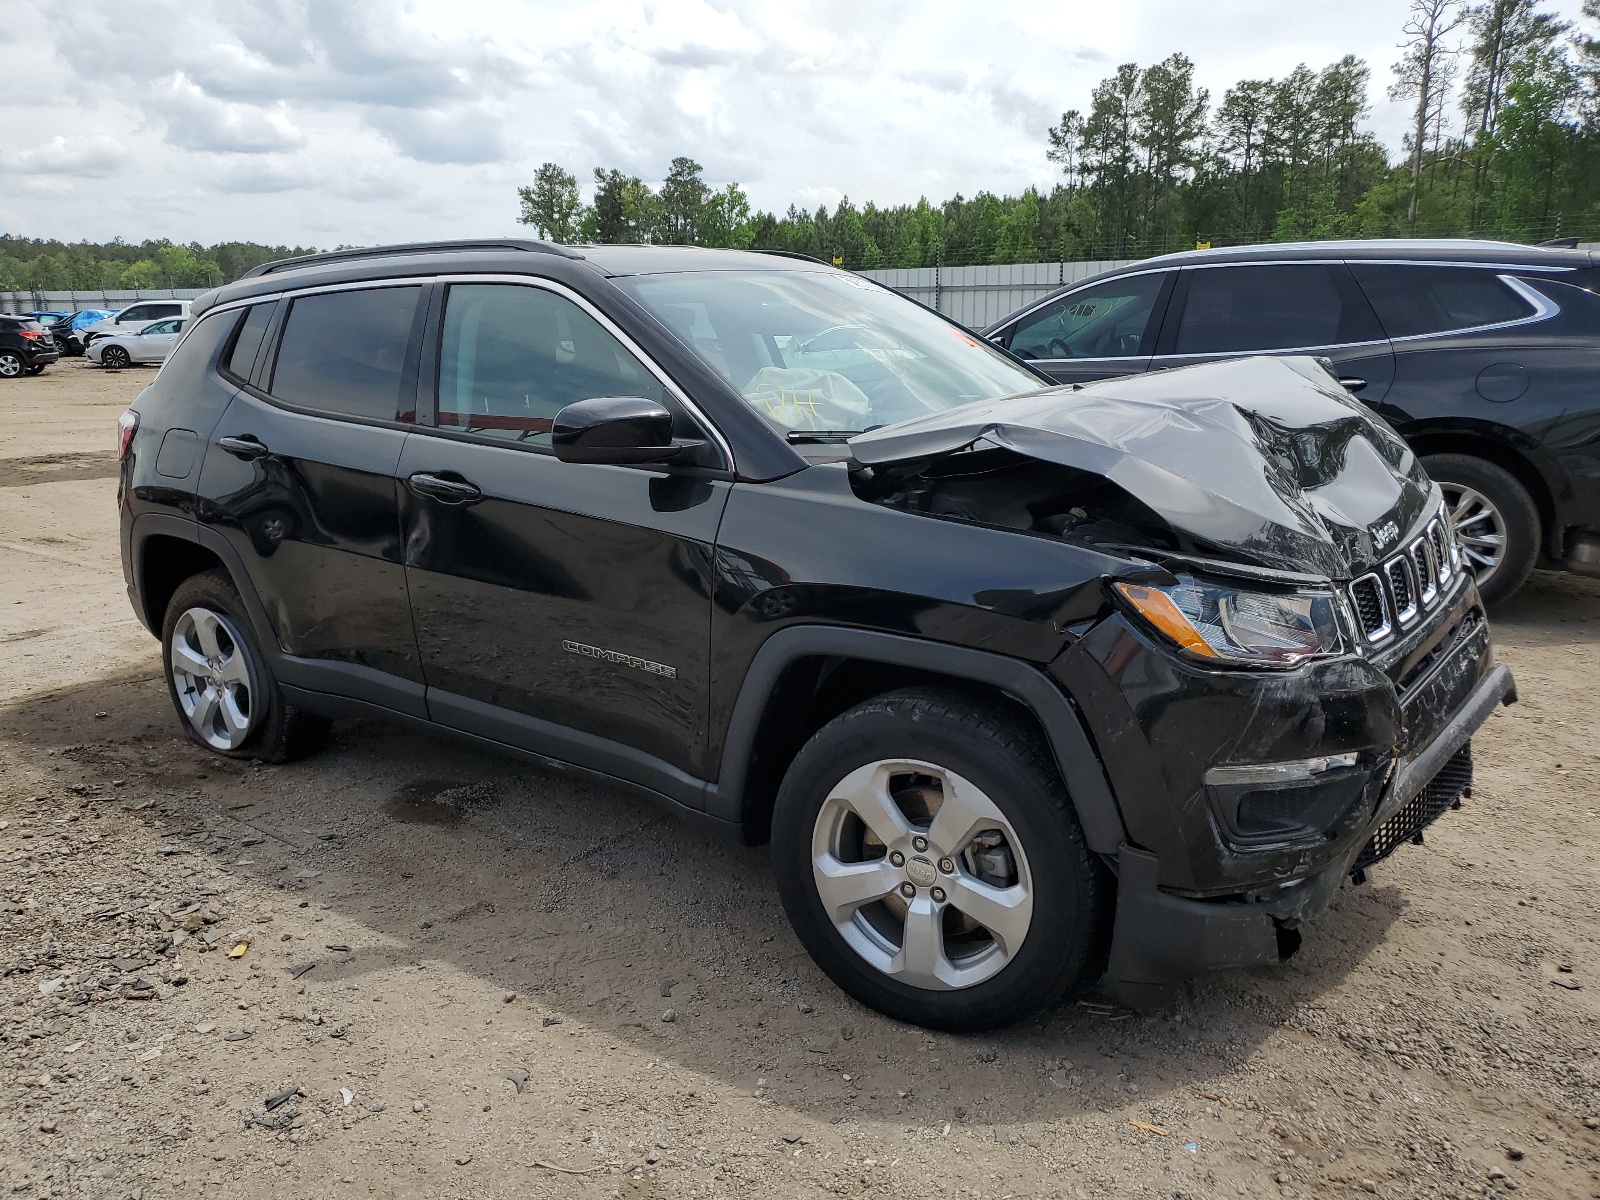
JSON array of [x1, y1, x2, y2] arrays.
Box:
[[0, 0, 1592, 248]]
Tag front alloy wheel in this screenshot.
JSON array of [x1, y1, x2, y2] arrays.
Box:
[[772, 689, 1106, 1031], [169, 606, 259, 750], [812, 759, 1033, 991]]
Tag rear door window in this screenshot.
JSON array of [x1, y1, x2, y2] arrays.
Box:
[[1172, 263, 1383, 354], [268, 286, 420, 421], [434, 283, 666, 446], [1009, 272, 1167, 360], [1348, 264, 1535, 337]]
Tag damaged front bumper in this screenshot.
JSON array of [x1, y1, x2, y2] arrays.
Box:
[[1069, 573, 1516, 1009]]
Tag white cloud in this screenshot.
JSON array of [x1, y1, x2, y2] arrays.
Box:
[[0, 0, 1594, 246], [153, 74, 306, 154], [1, 136, 126, 178]]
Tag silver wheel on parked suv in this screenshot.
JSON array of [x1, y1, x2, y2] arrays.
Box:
[[812, 759, 1034, 991], [1442, 483, 1508, 587], [0, 351, 22, 378], [169, 606, 259, 750]]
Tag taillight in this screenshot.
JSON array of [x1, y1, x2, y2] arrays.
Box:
[[117, 409, 139, 460], [18, 329, 45, 340]]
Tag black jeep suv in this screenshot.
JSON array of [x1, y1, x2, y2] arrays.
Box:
[[118, 240, 1514, 1030], [983, 239, 1600, 606]]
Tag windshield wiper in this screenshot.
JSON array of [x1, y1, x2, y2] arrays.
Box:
[[786, 428, 879, 444]]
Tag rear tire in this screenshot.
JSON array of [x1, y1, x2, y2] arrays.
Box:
[[0, 350, 22, 379], [771, 688, 1107, 1031], [161, 569, 329, 763], [1421, 453, 1539, 606]]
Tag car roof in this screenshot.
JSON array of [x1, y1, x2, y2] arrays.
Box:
[[1137, 238, 1592, 269]]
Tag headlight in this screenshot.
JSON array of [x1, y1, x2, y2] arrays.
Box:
[[1113, 577, 1343, 667]]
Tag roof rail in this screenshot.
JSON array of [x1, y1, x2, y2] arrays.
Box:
[[242, 239, 584, 279], [753, 250, 829, 265]]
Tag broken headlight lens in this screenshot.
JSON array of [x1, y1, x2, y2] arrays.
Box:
[[1114, 579, 1342, 667]]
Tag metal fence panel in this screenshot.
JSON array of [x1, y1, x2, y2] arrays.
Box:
[[858, 260, 1136, 329], [0, 288, 208, 315]]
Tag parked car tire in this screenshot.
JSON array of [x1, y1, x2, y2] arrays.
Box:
[[24, 364, 46, 375], [1421, 453, 1540, 606], [100, 345, 132, 370], [161, 569, 330, 763], [0, 350, 23, 379], [771, 688, 1108, 1032]]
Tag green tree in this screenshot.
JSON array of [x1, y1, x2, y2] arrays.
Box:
[[1391, 0, 1466, 228], [659, 157, 709, 244], [700, 183, 755, 248], [516, 162, 584, 242], [1136, 53, 1209, 251], [1215, 79, 1275, 228]]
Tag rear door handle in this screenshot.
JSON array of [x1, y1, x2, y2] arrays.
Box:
[[1338, 377, 1367, 392], [407, 471, 483, 505], [217, 434, 269, 460]]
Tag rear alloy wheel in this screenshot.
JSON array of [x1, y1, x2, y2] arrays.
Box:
[[162, 569, 329, 762], [772, 689, 1107, 1031], [0, 351, 22, 379], [101, 345, 131, 370], [1421, 453, 1540, 606]]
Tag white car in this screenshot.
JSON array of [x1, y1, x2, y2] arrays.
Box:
[[81, 300, 190, 349], [87, 318, 188, 368]]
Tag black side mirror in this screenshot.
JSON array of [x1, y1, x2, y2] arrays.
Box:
[[551, 396, 701, 466]]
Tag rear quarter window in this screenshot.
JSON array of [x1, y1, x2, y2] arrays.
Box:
[[1349, 265, 1535, 337]]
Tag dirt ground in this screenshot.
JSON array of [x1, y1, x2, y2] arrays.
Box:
[[1, 358, 1597, 1200]]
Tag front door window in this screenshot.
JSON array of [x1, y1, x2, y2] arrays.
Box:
[[436, 284, 666, 443], [1009, 273, 1167, 361]]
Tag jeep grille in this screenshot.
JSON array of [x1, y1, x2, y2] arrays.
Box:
[[1347, 512, 1457, 645]]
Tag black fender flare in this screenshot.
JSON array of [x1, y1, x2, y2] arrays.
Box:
[[705, 625, 1127, 854], [130, 513, 281, 650]]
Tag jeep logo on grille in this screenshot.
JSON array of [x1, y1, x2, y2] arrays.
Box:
[[1373, 519, 1400, 551]]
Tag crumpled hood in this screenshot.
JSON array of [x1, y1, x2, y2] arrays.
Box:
[[848, 355, 1438, 579]]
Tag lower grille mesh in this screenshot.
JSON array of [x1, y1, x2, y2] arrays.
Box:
[[1352, 744, 1472, 874]]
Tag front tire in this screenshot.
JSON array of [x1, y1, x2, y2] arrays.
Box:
[[101, 345, 131, 370], [161, 569, 329, 763], [1421, 453, 1539, 606], [771, 689, 1107, 1031]]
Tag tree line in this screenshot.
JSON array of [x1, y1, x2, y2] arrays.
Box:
[[0, 238, 316, 293], [519, 0, 1600, 266]]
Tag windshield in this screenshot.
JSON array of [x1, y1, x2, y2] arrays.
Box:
[[616, 270, 1044, 434]]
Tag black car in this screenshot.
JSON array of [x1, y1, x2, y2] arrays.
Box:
[[0, 315, 60, 377], [117, 240, 1514, 1030], [982, 239, 1600, 605]]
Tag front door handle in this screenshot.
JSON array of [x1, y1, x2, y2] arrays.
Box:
[[407, 472, 483, 505], [217, 434, 269, 460], [1338, 377, 1367, 392]]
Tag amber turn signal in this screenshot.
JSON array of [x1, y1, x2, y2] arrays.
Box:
[[1112, 582, 1218, 658]]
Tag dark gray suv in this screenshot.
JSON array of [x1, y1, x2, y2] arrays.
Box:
[[984, 239, 1600, 605]]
